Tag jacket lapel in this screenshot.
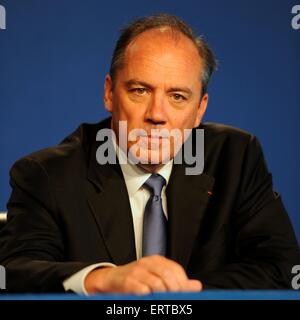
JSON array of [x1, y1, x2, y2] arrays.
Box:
[[86, 132, 136, 265], [166, 163, 215, 269]]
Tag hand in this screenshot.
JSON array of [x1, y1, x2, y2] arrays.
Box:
[[85, 255, 202, 294]]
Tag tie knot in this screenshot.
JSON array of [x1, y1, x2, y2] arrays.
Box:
[[143, 174, 166, 197]]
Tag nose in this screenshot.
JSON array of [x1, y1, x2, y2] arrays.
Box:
[[145, 92, 167, 125]]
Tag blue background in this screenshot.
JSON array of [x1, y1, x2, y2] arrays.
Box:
[[0, 0, 299, 240]]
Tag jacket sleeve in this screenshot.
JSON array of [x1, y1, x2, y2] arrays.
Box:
[[0, 157, 90, 293], [201, 136, 300, 289]]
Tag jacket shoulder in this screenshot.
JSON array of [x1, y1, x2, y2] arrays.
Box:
[[201, 122, 253, 143], [199, 122, 266, 176], [10, 118, 110, 178]]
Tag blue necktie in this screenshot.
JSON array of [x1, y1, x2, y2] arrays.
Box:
[[142, 173, 167, 257]]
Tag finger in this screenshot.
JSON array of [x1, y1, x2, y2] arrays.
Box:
[[185, 279, 202, 292], [139, 256, 186, 291], [166, 263, 191, 292], [94, 265, 151, 295], [159, 267, 182, 291], [124, 279, 152, 295], [140, 272, 168, 292], [129, 266, 168, 292]]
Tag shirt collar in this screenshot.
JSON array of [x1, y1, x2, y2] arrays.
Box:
[[115, 140, 173, 197]]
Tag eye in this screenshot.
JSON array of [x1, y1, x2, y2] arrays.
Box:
[[130, 88, 147, 95], [171, 93, 187, 102]]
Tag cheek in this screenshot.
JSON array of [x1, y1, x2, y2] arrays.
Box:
[[112, 104, 145, 136], [111, 95, 130, 121], [170, 109, 199, 130], [114, 93, 146, 120]]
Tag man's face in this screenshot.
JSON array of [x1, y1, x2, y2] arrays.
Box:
[[104, 28, 208, 171]]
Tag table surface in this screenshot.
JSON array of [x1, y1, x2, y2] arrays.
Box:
[[1, 290, 300, 300]]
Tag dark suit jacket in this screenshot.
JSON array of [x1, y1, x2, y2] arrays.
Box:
[[0, 118, 299, 292]]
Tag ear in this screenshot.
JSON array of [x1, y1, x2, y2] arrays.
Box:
[[104, 74, 113, 113], [193, 93, 208, 128]]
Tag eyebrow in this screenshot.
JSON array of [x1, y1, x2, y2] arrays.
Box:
[[125, 80, 154, 90], [124, 79, 193, 96], [167, 87, 192, 96]]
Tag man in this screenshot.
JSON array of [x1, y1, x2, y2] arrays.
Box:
[[0, 14, 299, 294]]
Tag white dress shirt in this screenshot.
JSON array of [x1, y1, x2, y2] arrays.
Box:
[[63, 143, 173, 294]]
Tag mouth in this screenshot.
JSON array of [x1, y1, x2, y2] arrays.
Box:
[[128, 129, 171, 150], [138, 129, 170, 139], [138, 135, 165, 146], [135, 135, 171, 153], [141, 135, 168, 140]]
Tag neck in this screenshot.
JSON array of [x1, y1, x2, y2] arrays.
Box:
[[137, 163, 165, 174]]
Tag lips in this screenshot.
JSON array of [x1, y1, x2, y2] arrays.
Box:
[[142, 135, 168, 139], [139, 131, 170, 139], [139, 135, 163, 142], [135, 136, 165, 151]]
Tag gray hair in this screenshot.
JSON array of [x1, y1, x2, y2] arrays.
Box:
[[109, 13, 217, 95]]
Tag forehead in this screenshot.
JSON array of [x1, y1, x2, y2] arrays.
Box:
[[120, 28, 203, 86]]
